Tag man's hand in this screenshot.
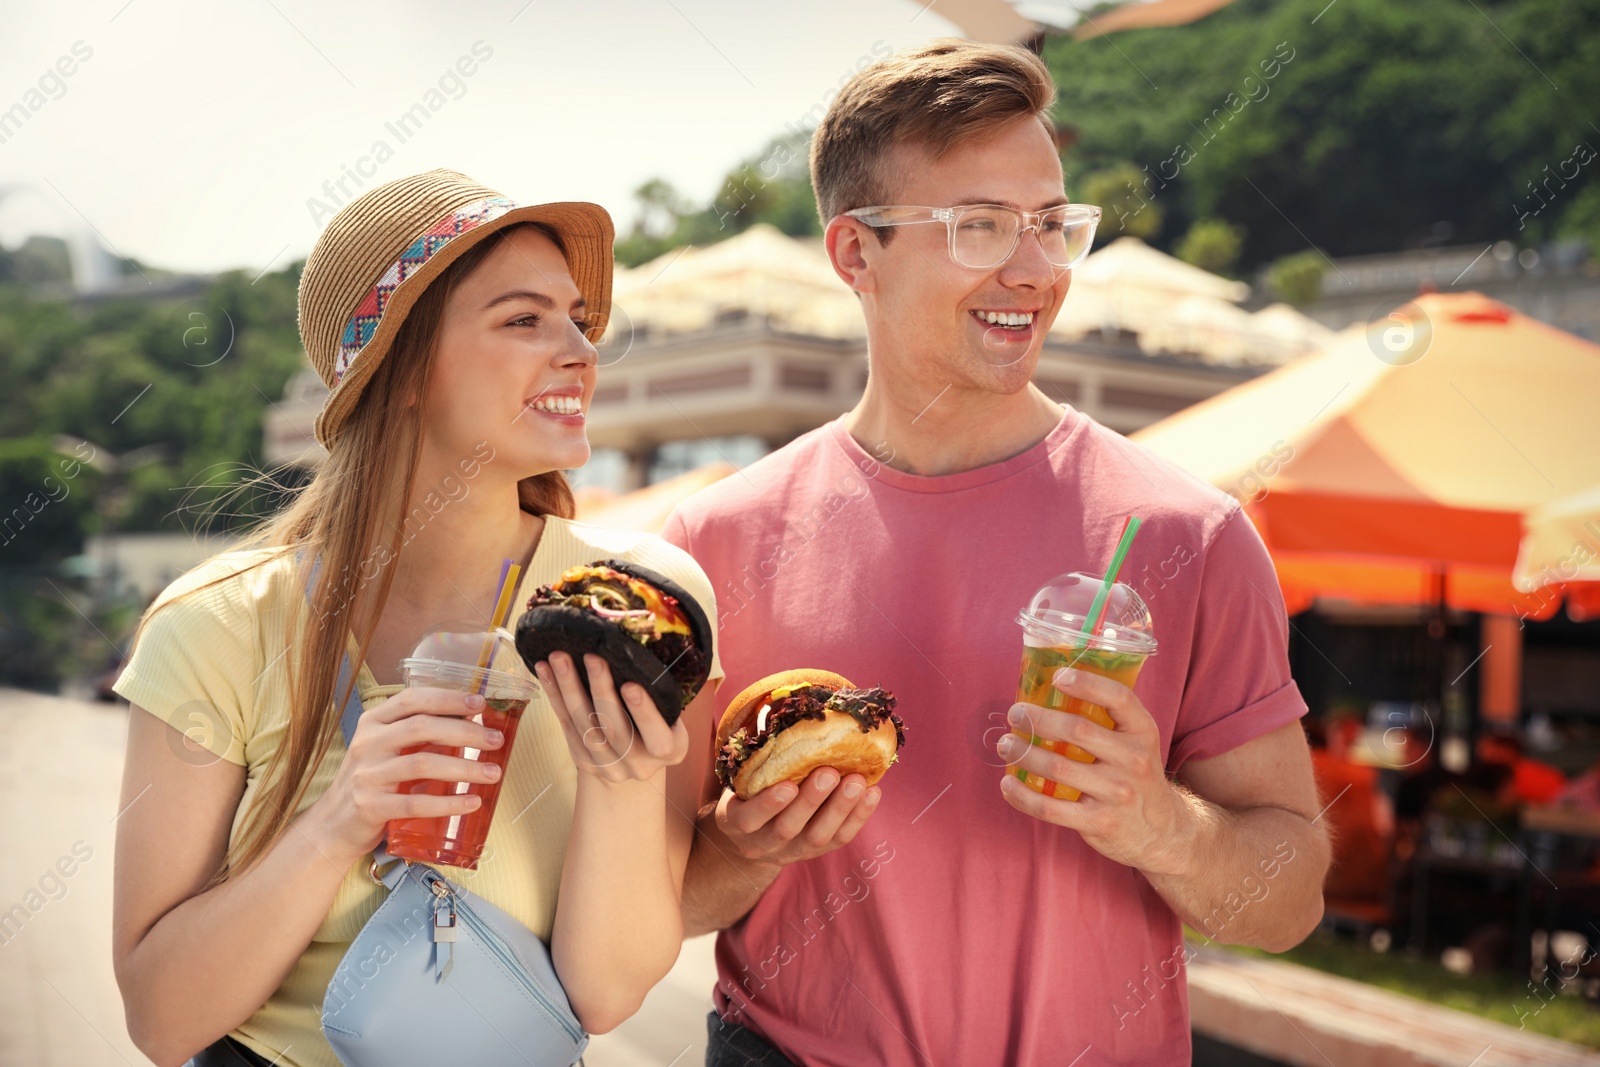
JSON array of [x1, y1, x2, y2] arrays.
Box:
[[996, 666, 1196, 875], [713, 766, 882, 865], [995, 665, 1331, 951], [681, 766, 884, 935]]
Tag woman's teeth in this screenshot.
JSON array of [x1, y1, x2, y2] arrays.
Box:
[[531, 395, 582, 415], [973, 310, 1034, 328]]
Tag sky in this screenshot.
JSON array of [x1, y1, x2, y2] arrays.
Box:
[[0, 0, 973, 276]]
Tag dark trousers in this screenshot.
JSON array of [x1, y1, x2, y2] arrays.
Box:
[[186, 1036, 277, 1067], [706, 1010, 800, 1067]]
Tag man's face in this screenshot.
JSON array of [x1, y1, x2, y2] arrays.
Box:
[[849, 116, 1073, 398]]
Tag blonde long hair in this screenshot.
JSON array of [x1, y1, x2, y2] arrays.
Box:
[[144, 223, 574, 892]]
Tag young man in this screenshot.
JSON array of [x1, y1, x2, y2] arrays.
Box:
[[662, 39, 1329, 1067]]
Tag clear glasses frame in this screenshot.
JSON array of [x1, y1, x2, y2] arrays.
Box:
[[842, 203, 1102, 270]]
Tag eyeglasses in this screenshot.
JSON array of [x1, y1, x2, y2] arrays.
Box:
[[843, 203, 1102, 270]]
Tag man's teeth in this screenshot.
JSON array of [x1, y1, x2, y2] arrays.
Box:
[[531, 395, 582, 415], [974, 310, 1034, 327]]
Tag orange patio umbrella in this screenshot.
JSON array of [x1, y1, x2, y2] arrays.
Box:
[[1131, 292, 1600, 620], [1515, 483, 1600, 621]]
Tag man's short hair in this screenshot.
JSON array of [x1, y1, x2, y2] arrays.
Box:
[[809, 38, 1057, 235]]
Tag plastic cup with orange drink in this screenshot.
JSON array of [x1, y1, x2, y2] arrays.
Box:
[[1008, 518, 1156, 800]]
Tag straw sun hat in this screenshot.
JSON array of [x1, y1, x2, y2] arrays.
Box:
[[297, 168, 614, 447]]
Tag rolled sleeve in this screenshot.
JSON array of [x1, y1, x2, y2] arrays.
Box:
[[1168, 508, 1309, 771]]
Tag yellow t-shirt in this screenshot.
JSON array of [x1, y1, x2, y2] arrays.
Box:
[[112, 516, 723, 1067]]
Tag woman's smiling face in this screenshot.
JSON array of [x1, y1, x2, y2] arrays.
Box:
[[426, 225, 598, 477]]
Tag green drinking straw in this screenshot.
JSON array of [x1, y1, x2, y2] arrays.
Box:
[[1079, 515, 1143, 647]]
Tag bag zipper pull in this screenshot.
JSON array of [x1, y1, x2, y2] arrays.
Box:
[[432, 886, 457, 981]]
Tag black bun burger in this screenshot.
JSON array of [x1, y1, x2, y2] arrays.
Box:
[[514, 560, 712, 726]]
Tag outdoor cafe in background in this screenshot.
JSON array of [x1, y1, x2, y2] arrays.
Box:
[[1134, 290, 1600, 978]]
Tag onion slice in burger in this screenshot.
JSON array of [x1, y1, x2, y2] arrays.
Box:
[[586, 595, 654, 622]]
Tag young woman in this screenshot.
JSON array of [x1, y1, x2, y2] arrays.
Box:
[[111, 170, 721, 1067]]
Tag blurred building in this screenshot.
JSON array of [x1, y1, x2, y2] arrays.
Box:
[[263, 369, 334, 469], [263, 225, 1329, 491], [82, 531, 240, 605], [1292, 240, 1600, 342]]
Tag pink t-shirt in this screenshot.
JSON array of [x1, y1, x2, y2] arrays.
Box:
[[662, 408, 1307, 1066]]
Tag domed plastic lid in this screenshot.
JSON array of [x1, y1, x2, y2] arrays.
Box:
[[400, 623, 534, 692], [1016, 571, 1157, 655]]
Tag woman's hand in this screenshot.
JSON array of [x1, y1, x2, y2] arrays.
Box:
[[307, 687, 505, 865], [535, 651, 689, 784]]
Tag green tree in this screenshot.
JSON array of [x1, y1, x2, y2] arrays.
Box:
[[1080, 162, 1163, 241], [0, 236, 73, 285], [614, 133, 823, 267], [0, 435, 100, 565], [1043, 0, 1600, 267], [614, 180, 695, 267], [1267, 249, 1328, 305], [633, 178, 690, 239], [0, 262, 306, 536], [1556, 183, 1600, 258], [0, 436, 107, 691], [0, 263, 307, 687], [1176, 218, 1245, 274]]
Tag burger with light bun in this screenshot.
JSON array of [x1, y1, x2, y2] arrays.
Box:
[[714, 669, 905, 800]]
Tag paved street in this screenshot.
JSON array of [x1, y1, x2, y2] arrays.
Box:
[[12, 688, 1600, 1067], [0, 688, 717, 1067], [0, 688, 144, 1066]]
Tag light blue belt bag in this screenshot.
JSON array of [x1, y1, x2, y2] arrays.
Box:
[[317, 650, 589, 1066]]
